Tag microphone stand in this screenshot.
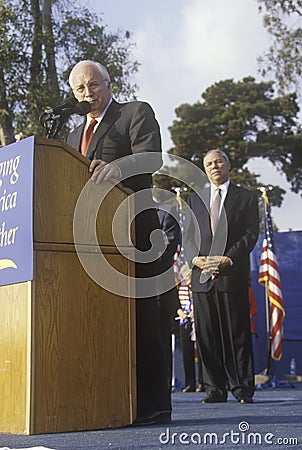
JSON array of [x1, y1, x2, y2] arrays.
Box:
[[40, 101, 91, 138], [39, 112, 68, 138]]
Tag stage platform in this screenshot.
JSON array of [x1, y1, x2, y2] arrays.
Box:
[[1, 382, 301, 449]]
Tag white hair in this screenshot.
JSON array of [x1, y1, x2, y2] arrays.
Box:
[[69, 60, 111, 87], [203, 149, 230, 164]]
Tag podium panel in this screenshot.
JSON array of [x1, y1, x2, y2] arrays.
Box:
[[0, 139, 136, 434], [0, 282, 31, 434]]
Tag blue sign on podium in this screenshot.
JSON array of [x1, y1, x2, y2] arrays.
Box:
[[0, 136, 34, 286]]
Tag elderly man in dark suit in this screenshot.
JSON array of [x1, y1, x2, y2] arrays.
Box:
[[67, 60, 170, 425], [184, 149, 259, 404]]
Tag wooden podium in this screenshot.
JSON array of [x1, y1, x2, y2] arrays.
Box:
[[0, 138, 136, 434]]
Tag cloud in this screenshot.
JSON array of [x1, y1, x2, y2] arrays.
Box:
[[179, 0, 269, 83], [88, 0, 302, 231], [131, 0, 270, 150]]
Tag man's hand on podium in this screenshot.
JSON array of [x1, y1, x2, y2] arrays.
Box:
[[89, 159, 121, 184]]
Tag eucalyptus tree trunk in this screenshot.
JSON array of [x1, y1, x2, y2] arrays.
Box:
[[42, 0, 59, 95], [30, 0, 43, 85], [0, 68, 15, 146], [27, 0, 60, 131]]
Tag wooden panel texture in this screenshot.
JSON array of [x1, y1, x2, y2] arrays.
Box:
[[0, 282, 31, 434], [34, 139, 133, 247], [31, 250, 135, 433], [0, 140, 136, 434]]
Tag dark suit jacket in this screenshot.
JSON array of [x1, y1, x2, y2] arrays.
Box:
[[156, 204, 182, 319], [67, 98, 164, 278], [67, 98, 163, 192], [184, 183, 259, 293], [157, 204, 181, 274]]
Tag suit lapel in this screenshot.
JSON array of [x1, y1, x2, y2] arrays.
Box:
[[195, 188, 211, 235], [223, 183, 239, 219], [205, 188, 211, 212], [198, 185, 238, 234], [86, 100, 121, 160], [72, 122, 85, 152]]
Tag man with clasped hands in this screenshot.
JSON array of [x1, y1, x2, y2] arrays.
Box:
[[184, 149, 259, 404]]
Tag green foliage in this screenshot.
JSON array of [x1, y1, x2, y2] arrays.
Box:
[[0, 0, 139, 144], [257, 0, 302, 95], [0, 1, 31, 138], [57, 6, 139, 101], [168, 77, 302, 205]]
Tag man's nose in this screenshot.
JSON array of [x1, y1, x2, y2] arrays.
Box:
[[84, 85, 94, 95]]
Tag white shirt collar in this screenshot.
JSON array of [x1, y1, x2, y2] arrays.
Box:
[[210, 179, 230, 195], [85, 98, 113, 129], [210, 179, 230, 207], [95, 97, 112, 122]]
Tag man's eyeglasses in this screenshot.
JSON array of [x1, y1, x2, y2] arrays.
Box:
[[73, 80, 108, 95]]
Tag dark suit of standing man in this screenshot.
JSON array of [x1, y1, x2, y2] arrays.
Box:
[[67, 60, 170, 425], [184, 149, 259, 404]]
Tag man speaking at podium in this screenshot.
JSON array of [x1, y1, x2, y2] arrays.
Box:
[[67, 60, 171, 426]]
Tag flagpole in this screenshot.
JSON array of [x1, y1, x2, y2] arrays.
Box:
[[171, 185, 188, 391], [264, 278, 272, 375]]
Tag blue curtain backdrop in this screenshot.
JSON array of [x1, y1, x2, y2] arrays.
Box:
[[250, 230, 302, 379]]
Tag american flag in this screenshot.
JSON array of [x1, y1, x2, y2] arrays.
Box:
[[258, 192, 285, 360]]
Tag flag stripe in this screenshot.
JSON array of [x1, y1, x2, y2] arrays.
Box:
[[258, 193, 285, 361]]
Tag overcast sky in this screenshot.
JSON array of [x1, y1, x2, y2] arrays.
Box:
[[87, 0, 302, 231]]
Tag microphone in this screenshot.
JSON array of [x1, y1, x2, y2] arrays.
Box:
[[40, 100, 91, 127], [72, 100, 91, 116], [59, 100, 91, 120], [45, 97, 78, 115], [39, 98, 92, 138]]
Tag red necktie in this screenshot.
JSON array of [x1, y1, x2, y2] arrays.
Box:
[[210, 188, 221, 234], [81, 119, 97, 156]]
